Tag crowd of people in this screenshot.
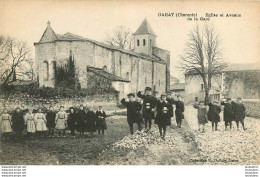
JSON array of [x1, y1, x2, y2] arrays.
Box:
[[0, 86, 247, 141], [0, 105, 107, 140], [121, 86, 185, 139], [193, 97, 247, 133], [122, 87, 247, 139]]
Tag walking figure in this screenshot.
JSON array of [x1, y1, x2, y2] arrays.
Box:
[[121, 93, 142, 135], [137, 87, 157, 131], [193, 101, 208, 133]]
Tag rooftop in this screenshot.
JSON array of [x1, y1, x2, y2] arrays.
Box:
[[222, 63, 260, 72], [87, 67, 130, 82], [170, 83, 185, 91], [134, 18, 156, 36], [35, 21, 165, 64]]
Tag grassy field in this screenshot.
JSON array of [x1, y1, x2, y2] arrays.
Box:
[[0, 116, 134, 165]]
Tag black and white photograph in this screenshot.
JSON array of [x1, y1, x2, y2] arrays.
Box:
[[0, 0, 259, 176]]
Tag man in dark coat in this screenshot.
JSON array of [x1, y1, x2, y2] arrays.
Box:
[[155, 93, 173, 139], [76, 105, 87, 137], [137, 87, 157, 130], [221, 98, 234, 130], [121, 93, 142, 135], [46, 106, 56, 137], [12, 107, 25, 139], [233, 97, 246, 131], [170, 95, 185, 128], [207, 101, 221, 131]]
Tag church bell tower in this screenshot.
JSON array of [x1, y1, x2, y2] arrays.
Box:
[[134, 19, 157, 56]]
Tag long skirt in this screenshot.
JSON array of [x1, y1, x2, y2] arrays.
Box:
[[36, 119, 47, 131], [1, 120, 12, 133], [55, 119, 66, 130], [27, 120, 36, 133]]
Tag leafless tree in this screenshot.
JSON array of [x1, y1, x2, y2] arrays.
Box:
[[104, 26, 134, 50], [179, 24, 227, 103], [0, 35, 32, 85]]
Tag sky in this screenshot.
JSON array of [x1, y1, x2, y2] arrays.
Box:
[[0, 0, 259, 81]]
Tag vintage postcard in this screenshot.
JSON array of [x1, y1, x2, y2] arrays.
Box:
[[0, 0, 259, 170]]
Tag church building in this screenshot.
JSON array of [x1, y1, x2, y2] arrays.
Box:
[[34, 19, 170, 97]]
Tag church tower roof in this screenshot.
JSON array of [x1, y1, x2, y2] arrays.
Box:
[[134, 18, 156, 36], [39, 21, 59, 43]]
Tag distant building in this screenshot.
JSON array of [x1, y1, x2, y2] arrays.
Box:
[[222, 63, 260, 99], [34, 19, 170, 99], [170, 83, 185, 97], [170, 75, 180, 85], [184, 69, 222, 105]]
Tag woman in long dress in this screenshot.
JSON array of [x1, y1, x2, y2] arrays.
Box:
[[0, 108, 12, 140], [24, 109, 36, 139], [34, 108, 47, 138], [12, 107, 25, 139], [76, 105, 87, 137], [55, 106, 67, 137], [67, 107, 77, 137]]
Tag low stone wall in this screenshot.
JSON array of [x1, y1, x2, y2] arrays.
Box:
[[243, 99, 260, 118]]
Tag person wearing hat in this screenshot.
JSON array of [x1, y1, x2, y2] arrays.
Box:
[[137, 87, 157, 130], [96, 106, 107, 135], [121, 93, 142, 135], [155, 93, 173, 139], [232, 97, 246, 130], [193, 100, 208, 133], [171, 95, 185, 128], [207, 100, 221, 131], [221, 98, 235, 130]]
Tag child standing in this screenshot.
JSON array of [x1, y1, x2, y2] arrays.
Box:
[[121, 93, 142, 135], [24, 109, 36, 139], [12, 107, 25, 139], [233, 97, 246, 131], [221, 98, 234, 130], [96, 106, 107, 135], [46, 106, 56, 138], [193, 101, 208, 133], [55, 106, 67, 137], [207, 101, 221, 131], [34, 108, 47, 138], [85, 107, 96, 136], [67, 107, 77, 138], [155, 93, 173, 139], [77, 105, 87, 137], [0, 108, 12, 140]]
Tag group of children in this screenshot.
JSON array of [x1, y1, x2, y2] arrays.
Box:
[[193, 97, 247, 133], [121, 87, 185, 139], [0, 105, 107, 140]]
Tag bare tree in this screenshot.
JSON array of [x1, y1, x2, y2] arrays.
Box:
[[104, 26, 134, 50], [0, 35, 32, 86], [179, 24, 227, 103]]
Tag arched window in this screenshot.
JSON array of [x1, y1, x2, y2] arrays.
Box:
[[126, 72, 129, 80], [43, 61, 49, 81], [137, 40, 140, 46], [103, 65, 107, 71], [143, 39, 146, 46]]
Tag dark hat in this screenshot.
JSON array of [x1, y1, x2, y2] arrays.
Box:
[[167, 92, 172, 95], [227, 98, 231, 101], [145, 87, 152, 91], [199, 100, 204, 104], [161, 93, 167, 97], [237, 97, 242, 100], [127, 93, 135, 97]]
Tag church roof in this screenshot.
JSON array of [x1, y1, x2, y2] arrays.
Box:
[[87, 67, 130, 82], [35, 22, 165, 64], [39, 21, 59, 43], [222, 63, 260, 72], [134, 19, 156, 36]]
